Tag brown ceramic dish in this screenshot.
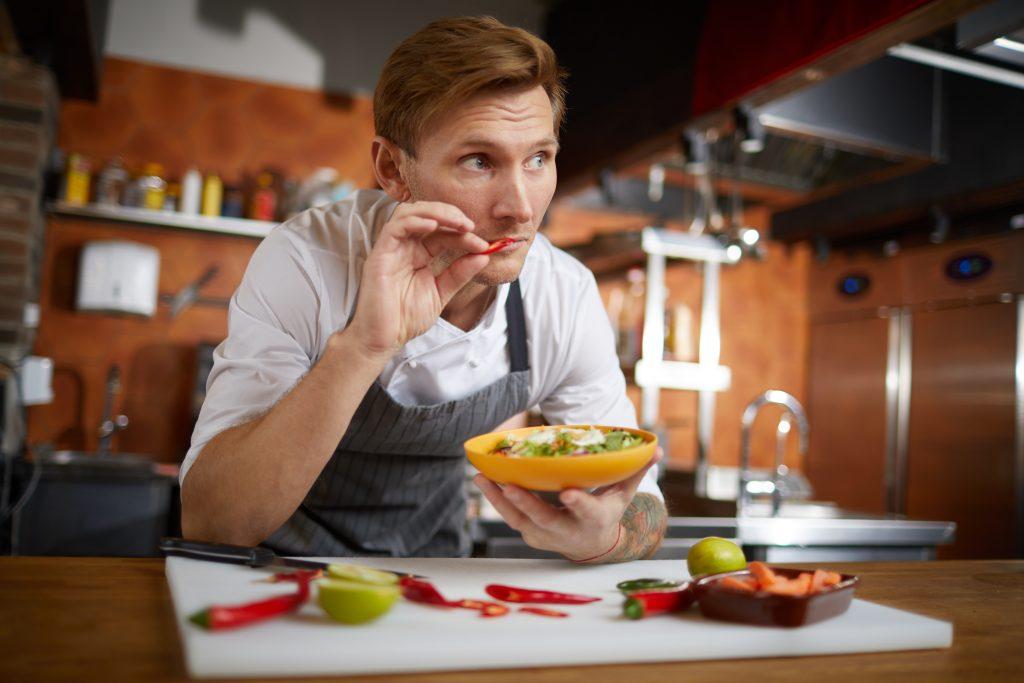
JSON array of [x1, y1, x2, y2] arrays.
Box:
[[693, 566, 859, 628]]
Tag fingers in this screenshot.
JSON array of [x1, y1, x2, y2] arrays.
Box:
[[390, 201, 475, 236], [473, 476, 567, 532], [422, 230, 490, 257], [435, 253, 489, 304], [473, 475, 537, 534], [558, 488, 609, 525], [499, 484, 566, 530]]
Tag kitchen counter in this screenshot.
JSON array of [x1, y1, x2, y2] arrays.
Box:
[[1, 558, 1020, 682], [477, 514, 956, 561]]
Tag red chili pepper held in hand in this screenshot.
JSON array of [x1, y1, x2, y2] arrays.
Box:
[[519, 607, 570, 618], [189, 572, 314, 631], [622, 585, 695, 620], [480, 238, 515, 255], [485, 584, 601, 605]]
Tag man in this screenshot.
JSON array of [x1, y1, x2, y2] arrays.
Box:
[[181, 16, 668, 563]]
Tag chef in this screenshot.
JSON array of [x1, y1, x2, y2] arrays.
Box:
[[180, 16, 668, 563]]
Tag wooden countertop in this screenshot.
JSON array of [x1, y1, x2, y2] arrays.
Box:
[[1, 558, 1021, 682]]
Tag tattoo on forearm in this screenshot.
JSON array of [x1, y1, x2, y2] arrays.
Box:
[[599, 493, 668, 564]]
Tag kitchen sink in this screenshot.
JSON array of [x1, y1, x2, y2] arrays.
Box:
[[14, 450, 177, 556]]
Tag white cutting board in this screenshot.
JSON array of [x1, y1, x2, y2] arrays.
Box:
[[166, 556, 952, 679]]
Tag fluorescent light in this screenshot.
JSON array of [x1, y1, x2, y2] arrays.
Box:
[[994, 37, 1024, 54], [740, 138, 764, 154], [887, 42, 1024, 90], [740, 228, 760, 246]]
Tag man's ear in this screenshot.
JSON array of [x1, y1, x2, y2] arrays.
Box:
[[371, 136, 412, 202]]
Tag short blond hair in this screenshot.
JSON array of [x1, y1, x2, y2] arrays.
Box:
[[374, 16, 568, 156]]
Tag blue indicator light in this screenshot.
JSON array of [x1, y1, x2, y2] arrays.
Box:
[[945, 253, 992, 281], [836, 274, 869, 297]]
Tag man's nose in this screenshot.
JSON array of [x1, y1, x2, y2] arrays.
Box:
[[494, 171, 533, 226]]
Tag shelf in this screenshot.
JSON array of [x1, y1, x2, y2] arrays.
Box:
[[47, 201, 278, 239], [634, 359, 732, 392]]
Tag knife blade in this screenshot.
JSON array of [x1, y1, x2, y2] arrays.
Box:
[[158, 537, 427, 579], [169, 265, 219, 318]]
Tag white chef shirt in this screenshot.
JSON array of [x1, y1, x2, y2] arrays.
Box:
[[182, 189, 662, 502]]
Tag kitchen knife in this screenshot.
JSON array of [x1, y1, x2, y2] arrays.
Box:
[[168, 265, 219, 318], [158, 537, 426, 579]]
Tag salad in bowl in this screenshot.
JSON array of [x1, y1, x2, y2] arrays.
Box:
[[491, 426, 647, 457], [465, 425, 656, 491]]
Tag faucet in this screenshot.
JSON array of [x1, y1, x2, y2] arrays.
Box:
[[738, 390, 809, 517], [97, 364, 129, 457]]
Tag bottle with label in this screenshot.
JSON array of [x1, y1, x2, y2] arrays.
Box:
[[163, 181, 180, 212], [180, 168, 202, 215], [249, 172, 277, 221], [201, 173, 223, 217], [121, 165, 142, 208], [64, 153, 91, 205], [95, 157, 128, 206], [221, 185, 244, 218], [139, 163, 167, 210]]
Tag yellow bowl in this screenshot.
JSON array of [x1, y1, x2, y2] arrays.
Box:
[[464, 425, 657, 492]]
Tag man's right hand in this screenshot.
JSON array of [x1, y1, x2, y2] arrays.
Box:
[[344, 201, 491, 360]]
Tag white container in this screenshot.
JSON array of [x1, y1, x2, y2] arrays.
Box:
[[180, 168, 202, 215], [76, 241, 160, 317], [19, 356, 54, 405]]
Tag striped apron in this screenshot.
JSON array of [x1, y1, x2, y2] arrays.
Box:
[[265, 280, 531, 557]]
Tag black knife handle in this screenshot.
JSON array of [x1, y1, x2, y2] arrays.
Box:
[[158, 537, 276, 568]]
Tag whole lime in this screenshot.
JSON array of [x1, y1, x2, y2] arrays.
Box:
[[686, 537, 747, 578], [317, 578, 399, 625]]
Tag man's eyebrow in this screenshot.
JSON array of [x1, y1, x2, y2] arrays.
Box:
[[455, 136, 560, 152]]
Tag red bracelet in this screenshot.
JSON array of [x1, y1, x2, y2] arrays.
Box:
[[570, 524, 622, 564]]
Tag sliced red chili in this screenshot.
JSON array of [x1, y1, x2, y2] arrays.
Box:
[[262, 569, 323, 583], [480, 238, 515, 255], [398, 576, 459, 608], [622, 585, 695, 620], [189, 572, 313, 631], [481, 602, 510, 618], [519, 607, 570, 618], [455, 599, 487, 610], [485, 583, 601, 605]]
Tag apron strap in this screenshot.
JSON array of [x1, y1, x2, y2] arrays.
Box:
[[505, 279, 529, 372]]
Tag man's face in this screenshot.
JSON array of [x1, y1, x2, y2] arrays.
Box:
[[403, 85, 558, 286]]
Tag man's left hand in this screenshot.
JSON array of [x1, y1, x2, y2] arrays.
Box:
[[472, 448, 663, 561]]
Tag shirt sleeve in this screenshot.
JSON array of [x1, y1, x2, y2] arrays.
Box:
[[537, 271, 664, 502], [179, 228, 323, 484]]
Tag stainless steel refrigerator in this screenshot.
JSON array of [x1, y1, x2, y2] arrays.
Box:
[[807, 231, 1022, 559]]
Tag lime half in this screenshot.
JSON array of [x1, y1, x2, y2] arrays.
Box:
[[318, 579, 400, 625], [326, 563, 399, 586], [686, 537, 747, 578]]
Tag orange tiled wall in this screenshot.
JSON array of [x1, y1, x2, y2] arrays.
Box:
[[58, 57, 377, 186]]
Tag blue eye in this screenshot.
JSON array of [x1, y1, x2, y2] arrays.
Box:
[[462, 155, 488, 170], [528, 153, 546, 169]]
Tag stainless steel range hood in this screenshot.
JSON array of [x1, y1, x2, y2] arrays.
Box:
[[667, 55, 945, 197]]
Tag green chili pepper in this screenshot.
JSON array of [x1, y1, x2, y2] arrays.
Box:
[[616, 578, 683, 594]]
